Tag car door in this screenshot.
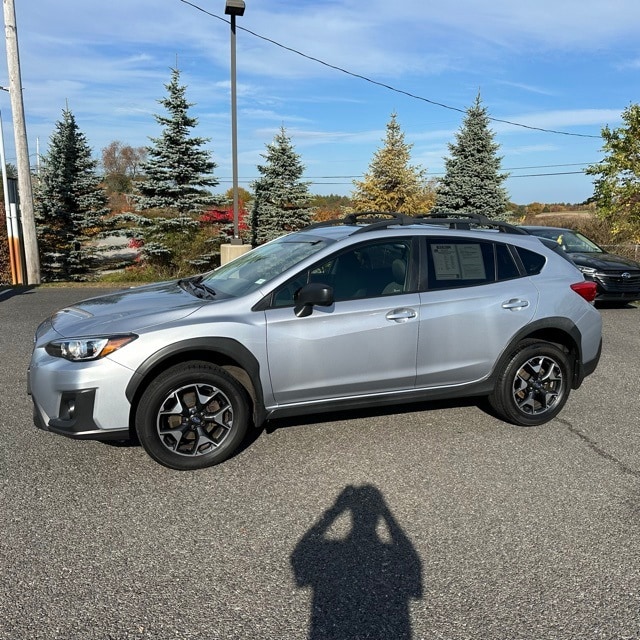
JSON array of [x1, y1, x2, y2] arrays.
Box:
[[264, 239, 421, 405], [414, 238, 539, 388]]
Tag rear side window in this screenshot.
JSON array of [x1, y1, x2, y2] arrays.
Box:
[[515, 247, 546, 275], [426, 240, 495, 290]]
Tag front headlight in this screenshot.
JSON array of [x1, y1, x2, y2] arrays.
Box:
[[577, 266, 597, 277], [45, 334, 138, 361]]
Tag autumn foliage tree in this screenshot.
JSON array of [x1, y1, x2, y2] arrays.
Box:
[[586, 102, 640, 238], [101, 141, 147, 195], [351, 113, 435, 214], [201, 198, 250, 243]]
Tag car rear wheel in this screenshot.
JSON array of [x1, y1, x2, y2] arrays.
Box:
[[489, 340, 571, 426], [135, 361, 250, 470]]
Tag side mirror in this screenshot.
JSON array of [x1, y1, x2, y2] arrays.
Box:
[[294, 282, 334, 318]]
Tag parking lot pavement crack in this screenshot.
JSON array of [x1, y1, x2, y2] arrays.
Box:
[[559, 419, 640, 480]]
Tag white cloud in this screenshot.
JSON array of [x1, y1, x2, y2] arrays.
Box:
[[616, 57, 640, 70]]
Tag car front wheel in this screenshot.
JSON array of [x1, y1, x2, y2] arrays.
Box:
[[135, 361, 250, 470], [489, 340, 572, 426]]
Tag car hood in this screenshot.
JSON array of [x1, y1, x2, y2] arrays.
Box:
[[46, 281, 206, 338], [568, 251, 640, 271]]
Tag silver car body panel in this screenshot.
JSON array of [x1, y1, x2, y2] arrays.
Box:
[[264, 292, 421, 404]]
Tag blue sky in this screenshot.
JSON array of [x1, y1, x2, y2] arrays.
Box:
[[1, 0, 639, 204]]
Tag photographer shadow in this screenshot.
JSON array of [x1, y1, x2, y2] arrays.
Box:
[[291, 485, 422, 639]]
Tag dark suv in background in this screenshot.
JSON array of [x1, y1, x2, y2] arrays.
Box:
[[521, 225, 640, 304]]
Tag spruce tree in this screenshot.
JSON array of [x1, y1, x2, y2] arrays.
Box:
[[433, 94, 509, 218], [250, 127, 312, 245], [351, 112, 435, 214], [34, 108, 109, 281], [136, 68, 217, 216]]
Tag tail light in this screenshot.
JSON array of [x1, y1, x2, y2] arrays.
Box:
[[570, 281, 597, 303]]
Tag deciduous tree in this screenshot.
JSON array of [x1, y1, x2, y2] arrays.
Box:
[[101, 141, 147, 194], [586, 103, 640, 235]]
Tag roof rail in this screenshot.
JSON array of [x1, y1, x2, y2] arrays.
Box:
[[302, 211, 412, 231], [302, 211, 527, 235], [415, 212, 527, 234]]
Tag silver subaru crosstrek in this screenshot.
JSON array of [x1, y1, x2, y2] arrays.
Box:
[[28, 213, 602, 470]]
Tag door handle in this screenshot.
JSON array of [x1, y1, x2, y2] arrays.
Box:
[[501, 298, 530, 310], [386, 308, 417, 322]]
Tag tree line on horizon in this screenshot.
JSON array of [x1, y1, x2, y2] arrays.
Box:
[[2, 68, 639, 284]]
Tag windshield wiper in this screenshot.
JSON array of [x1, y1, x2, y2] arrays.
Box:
[[178, 275, 216, 300]]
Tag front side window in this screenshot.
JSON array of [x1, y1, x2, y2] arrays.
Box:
[[202, 234, 331, 298], [560, 231, 603, 253], [271, 240, 413, 307], [529, 228, 602, 253]]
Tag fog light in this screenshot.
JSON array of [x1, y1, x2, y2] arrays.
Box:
[[59, 393, 77, 420]]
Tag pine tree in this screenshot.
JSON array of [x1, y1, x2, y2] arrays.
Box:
[[136, 68, 218, 216], [34, 108, 109, 281], [250, 127, 312, 245], [586, 103, 640, 232], [126, 68, 222, 275], [351, 113, 435, 214], [433, 94, 509, 218]]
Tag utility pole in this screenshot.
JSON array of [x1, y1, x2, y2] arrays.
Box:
[[3, 0, 40, 284]]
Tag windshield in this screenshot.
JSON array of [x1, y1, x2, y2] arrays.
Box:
[[530, 229, 603, 254], [201, 235, 331, 297]]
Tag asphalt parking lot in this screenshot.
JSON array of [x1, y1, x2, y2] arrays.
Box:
[[1, 286, 639, 640]]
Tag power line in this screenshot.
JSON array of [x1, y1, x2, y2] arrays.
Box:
[[215, 169, 588, 186], [509, 171, 585, 178], [214, 162, 597, 182], [179, 0, 601, 139]]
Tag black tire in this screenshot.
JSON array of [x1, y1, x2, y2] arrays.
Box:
[[135, 361, 250, 470], [488, 340, 572, 426]]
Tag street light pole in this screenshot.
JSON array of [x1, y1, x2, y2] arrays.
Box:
[[225, 0, 245, 246]]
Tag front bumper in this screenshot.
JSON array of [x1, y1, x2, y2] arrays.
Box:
[[28, 348, 134, 441], [593, 273, 640, 301], [31, 387, 130, 440], [595, 290, 640, 302]]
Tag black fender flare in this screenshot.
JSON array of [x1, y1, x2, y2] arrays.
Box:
[[491, 316, 585, 388], [125, 337, 267, 426]]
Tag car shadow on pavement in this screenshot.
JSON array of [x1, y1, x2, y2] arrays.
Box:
[[291, 484, 423, 640], [0, 285, 37, 301], [100, 397, 489, 460]]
